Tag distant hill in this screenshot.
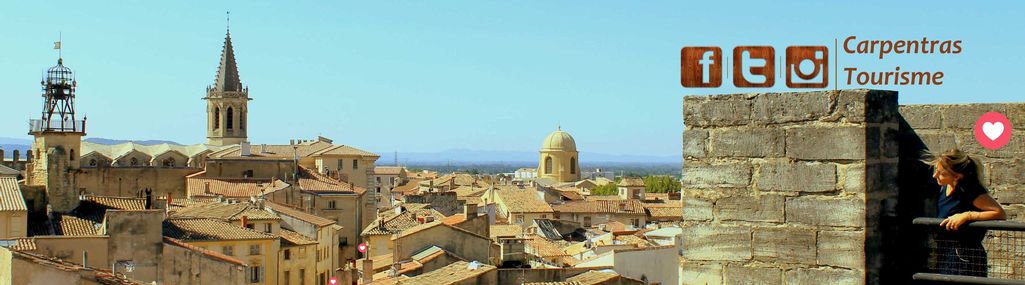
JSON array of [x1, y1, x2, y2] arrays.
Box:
[[376, 148, 678, 164]]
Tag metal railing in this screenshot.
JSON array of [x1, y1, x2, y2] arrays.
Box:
[[913, 217, 1025, 284], [29, 119, 85, 133]]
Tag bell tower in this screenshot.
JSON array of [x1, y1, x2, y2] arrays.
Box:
[[27, 49, 85, 213], [205, 19, 250, 146]]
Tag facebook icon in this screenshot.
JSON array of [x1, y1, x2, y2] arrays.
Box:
[[681, 47, 722, 87]]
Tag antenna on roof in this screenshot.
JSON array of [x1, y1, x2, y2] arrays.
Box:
[[394, 150, 398, 166]]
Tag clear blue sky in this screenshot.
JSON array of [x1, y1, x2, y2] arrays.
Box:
[[2, 1, 1022, 157]]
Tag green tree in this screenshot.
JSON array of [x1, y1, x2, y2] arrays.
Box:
[[590, 183, 619, 196], [643, 175, 681, 193]]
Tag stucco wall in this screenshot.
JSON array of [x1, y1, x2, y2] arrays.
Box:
[[393, 223, 492, 264], [162, 241, 247, 285], [77, 167, 199, 198]]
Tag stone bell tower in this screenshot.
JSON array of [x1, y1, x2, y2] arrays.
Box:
[[27, 53, 85, 213], [205, 23, 250, 146]]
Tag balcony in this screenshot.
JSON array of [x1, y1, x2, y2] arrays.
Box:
[[29, 119, 85, 133], [913, 217, 1025, 284]]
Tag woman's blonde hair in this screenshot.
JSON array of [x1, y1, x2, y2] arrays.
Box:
[[923, 148, 985, 186]]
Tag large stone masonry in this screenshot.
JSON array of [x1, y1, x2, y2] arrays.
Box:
[[680, 90, 900, 285]]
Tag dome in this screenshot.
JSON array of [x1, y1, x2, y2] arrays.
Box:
[[541, 127, 577, 152]]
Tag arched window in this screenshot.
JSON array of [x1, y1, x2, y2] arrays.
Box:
[[240, 110, 245, 130], [570, 157, 576, 174], [70, 149, 75, 161], [89, 159, 97, 166], [214, 107, 221, 129], [226, 107, 234, 130], [130, 157, 139, 166], [544, 157, 553, 174], [162, 157, 176, 167]]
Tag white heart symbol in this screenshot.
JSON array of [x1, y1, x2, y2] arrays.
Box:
[[982, 122, 1004, 141]]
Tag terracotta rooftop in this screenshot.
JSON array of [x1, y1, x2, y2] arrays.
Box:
[[374, 166, 405, 175], [163, 217, 277, 241], [0, 238, 37, 251], [172, 201, 280, 221], [523, 270, 628, 285], [552, 200, 645, 215], [618, 177, 645, 187], [8, 249, 148, 285], [402, 261, 496, 284], [297, 167, 366, 194], [309, 144, 380, 157], [207, 141, 333, 160], [266, 201, 336, 227], [441, 214, 467, 226], [495, 188, 553, 213], [0, 177, 27, 212], [279, 229, 318, 246], [361, 207, 446, 236], [526, 236, 570, 258], [163, 237, 248, 266], [82, 196, 147, 210], [644, 206, 682, 219], [0, 164, 19, 176], [489, 224, 523, 239], [187, 176, 277, 198]]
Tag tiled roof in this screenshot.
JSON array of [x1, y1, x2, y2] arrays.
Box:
[[441, 214, 467, 226], [82, 196, 146, 210], [279, 229, 318, 246], [552, 200, 645, 215], [618, 178, 645, 187], [1, 238, 37, 251], [368, 253, 394, 272], [207, 141, 333, 159], [187, 176, 277, 198], [298, 167, 366, 194], [644, 206, 682, 219], [495, 188, 553, 213], [402, 261, 496, 284], [391, 180, 422, 196], [0, 177, 27, 212], [490, 224, 522, 239], [362, 208, 446, 236], [612, 235, 652, 247], [163, 218, 277, 241], [523, 270, 623, 285], [374, 166, 404, 175], [9, 250, 148, 285], [266, 201, 336, 227], [163, 237, 247, 266], [452, 186, 487, 198], [173, 202, 280, 221], [526, 236, 569, 258], [310, 145, 379, 157], [54, 215, 101, 236]]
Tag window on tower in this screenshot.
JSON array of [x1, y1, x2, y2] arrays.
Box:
[[570, 157, 576, 174], [240, 112, 245, 130], [544, 157, 553, 174], [227, 107, 234, 130], [214, 108, 221, 129]]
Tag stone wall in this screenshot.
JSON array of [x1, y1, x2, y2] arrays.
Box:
[[680, 90, 900, 285]]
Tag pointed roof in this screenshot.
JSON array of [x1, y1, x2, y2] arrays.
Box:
[[213, 30, 242, 92]]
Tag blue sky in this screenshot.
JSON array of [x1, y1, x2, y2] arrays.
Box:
[[1, 1, 1022, 158]]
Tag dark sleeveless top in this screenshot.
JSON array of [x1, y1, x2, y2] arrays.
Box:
[[937, 182, 988, 244]]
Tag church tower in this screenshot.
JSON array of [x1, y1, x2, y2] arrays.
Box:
[[537, 126, 581, 182], [27, 53, 85, 213], [205, 25, 250, 146]]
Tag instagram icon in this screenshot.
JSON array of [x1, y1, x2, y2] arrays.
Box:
[[786, 46, 829, 88]]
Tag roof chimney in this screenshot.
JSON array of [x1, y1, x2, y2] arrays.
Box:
[[205, 182, 211, 194], [261, 144, 268, 153], [362, 258, 374, 283], [240, 215, 249, 228], [240, 141, 251, 156]]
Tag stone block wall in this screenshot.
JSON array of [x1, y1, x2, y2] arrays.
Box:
[[680, 90, 900, 285]]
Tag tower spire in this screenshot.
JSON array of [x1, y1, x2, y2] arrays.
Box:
[[213, 15, 241, 93]]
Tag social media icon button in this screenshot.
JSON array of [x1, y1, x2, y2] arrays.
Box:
[[733, 46, 775, 87], [785, 46, 829, 88], [681, 47, 722, 88], [975, 112, 1013, 150]]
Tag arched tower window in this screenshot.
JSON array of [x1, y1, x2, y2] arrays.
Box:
[[214, 107, 221, 129], [240, 109, 245, 130], [570, 157, 576, 174], [544, 156, 553, 174], [226, 107, 234, 130]]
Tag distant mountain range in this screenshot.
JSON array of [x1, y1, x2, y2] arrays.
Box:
[[2, 136, 677, 163]]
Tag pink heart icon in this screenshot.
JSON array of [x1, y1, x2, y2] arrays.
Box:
[[974, 112, 1012, 150]]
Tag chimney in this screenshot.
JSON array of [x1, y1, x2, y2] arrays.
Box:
[[240, 215, 249, 229], [145, 188, 153, 209], [205, 182, 211, 194], [361, 258, 374, 284], [464, 203, 478, 218], [261, 144, 268, 153], [240, 141, 251, 156]]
